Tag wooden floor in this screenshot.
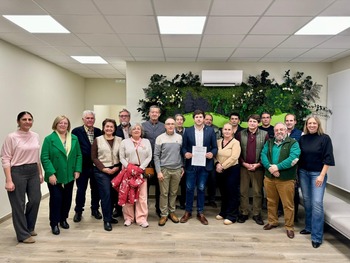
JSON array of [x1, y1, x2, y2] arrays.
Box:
[[0, 189, 349, 263]]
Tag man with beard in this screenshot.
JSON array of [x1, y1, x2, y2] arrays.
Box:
[[113, 108, 132, 218], [229, 112, 243, 138], [116, 109, 131, 139], [236, 114, 268, 225], [260, 122, 300, 239]]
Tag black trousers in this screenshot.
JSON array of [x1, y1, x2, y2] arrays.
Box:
[[48, 180, 74, 227], [74, 166, 100, 213]]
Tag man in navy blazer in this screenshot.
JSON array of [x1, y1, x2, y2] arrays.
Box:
[[180, 109, 218, 225], [72, 110, 102, 222]]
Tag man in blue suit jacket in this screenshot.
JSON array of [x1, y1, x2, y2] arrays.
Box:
[[72, 110, 102, 222], [180, 109, 218, 225]]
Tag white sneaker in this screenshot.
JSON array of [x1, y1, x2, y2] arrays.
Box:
[[216, 215, 224, 220], [124, 220, 132, 226], [140, 222, 149, 228], [224, 219, 233, 225]]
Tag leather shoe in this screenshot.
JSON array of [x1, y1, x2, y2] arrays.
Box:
[[312, 241, 321, 248], [197, 213, 209, 225], [286, 230, 295, 239], [180, 212, 192, 223], [104, 222, 112, 231], [300, 229, 311, 235], [237, 214, 248, 223], [252, 215, 264, 225], [51, 225, 60, 235], [158, 216, 168, 226], [263, 223, 278, 230], [168, 213, 179, 223], [111, 218, 118, 224], [73, 212, 82, 222], [91, 210, 102, 220], [60, 220, 70, 229], [22, 237, 35, 243]]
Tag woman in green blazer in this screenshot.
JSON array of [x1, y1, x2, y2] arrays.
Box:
[[41, 115, 82, 235]]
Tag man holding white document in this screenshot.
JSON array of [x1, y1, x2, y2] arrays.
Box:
[[180, 110, 218, 225]]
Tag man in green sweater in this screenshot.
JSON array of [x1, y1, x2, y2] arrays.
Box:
[[261, 122, 300, 239]]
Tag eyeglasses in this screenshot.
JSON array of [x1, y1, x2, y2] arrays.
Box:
[[165, 123, 175, 125], [119, 115, 129, 118]]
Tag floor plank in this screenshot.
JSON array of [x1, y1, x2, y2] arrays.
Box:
[[0, 189, 349, 263]]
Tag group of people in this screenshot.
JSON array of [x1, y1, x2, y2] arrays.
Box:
[[1, 108, 334, 249]]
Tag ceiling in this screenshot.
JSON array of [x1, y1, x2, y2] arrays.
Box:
[[1, 0, 350, 79]]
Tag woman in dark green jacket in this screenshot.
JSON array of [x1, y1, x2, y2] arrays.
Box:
[[41, 115, 82, 235]]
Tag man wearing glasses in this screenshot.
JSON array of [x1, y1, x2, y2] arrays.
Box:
[[116, 109, 131, 139], [154, 117, 184, 226], [112, 109, 132, 218]]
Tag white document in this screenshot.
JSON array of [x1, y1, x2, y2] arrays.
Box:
[[191, 146, 207, 166]]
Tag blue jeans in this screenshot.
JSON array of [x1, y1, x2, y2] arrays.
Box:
[[299, 169, 327, 243], [185, 166, 208, 214]]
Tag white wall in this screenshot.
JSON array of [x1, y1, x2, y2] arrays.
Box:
[[0, 40, 85, 219], [85, 78, 126, 110], [126, 61, 331, 123], [85, 79, 126, 127]]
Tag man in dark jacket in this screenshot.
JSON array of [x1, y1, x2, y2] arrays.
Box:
[[72, 110, 102, 222], [115, 108, 131, 139], [180, 109, 218, 225]]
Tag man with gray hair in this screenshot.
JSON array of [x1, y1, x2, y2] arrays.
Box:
[[116, 109, 131, 139], [260, 122, 300, 239], [142, 105, 166, 217], [72, 110, 102, 222]]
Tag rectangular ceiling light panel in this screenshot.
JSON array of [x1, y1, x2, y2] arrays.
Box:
[[71, 56, 108, 64], [158, 16, 206, 34], [3, 15, 70, 33], [295, 16, 350, 35]]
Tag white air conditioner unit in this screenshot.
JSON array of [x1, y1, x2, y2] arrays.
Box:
[[201, 70, 243, 86]]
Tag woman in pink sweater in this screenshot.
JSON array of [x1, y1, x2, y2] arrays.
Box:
[[1, 111, 43, 244]]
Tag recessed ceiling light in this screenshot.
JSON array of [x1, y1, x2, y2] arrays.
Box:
[[157, 16, 206, 34], [71, 56, 108, 64], [2, 15, 69, 33], [295, 16, 350, 35]]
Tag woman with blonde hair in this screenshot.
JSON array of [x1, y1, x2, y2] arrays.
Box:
[[41, 115, 82, 235], [215, 123, 241, 225], [119, 123, 152, 228], [298, 116, 335, 248]]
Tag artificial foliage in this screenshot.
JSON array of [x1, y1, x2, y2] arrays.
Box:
[[137, 70, 332, 129]]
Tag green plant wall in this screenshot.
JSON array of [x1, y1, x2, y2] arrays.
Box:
[[138, 70, 332, 129]]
